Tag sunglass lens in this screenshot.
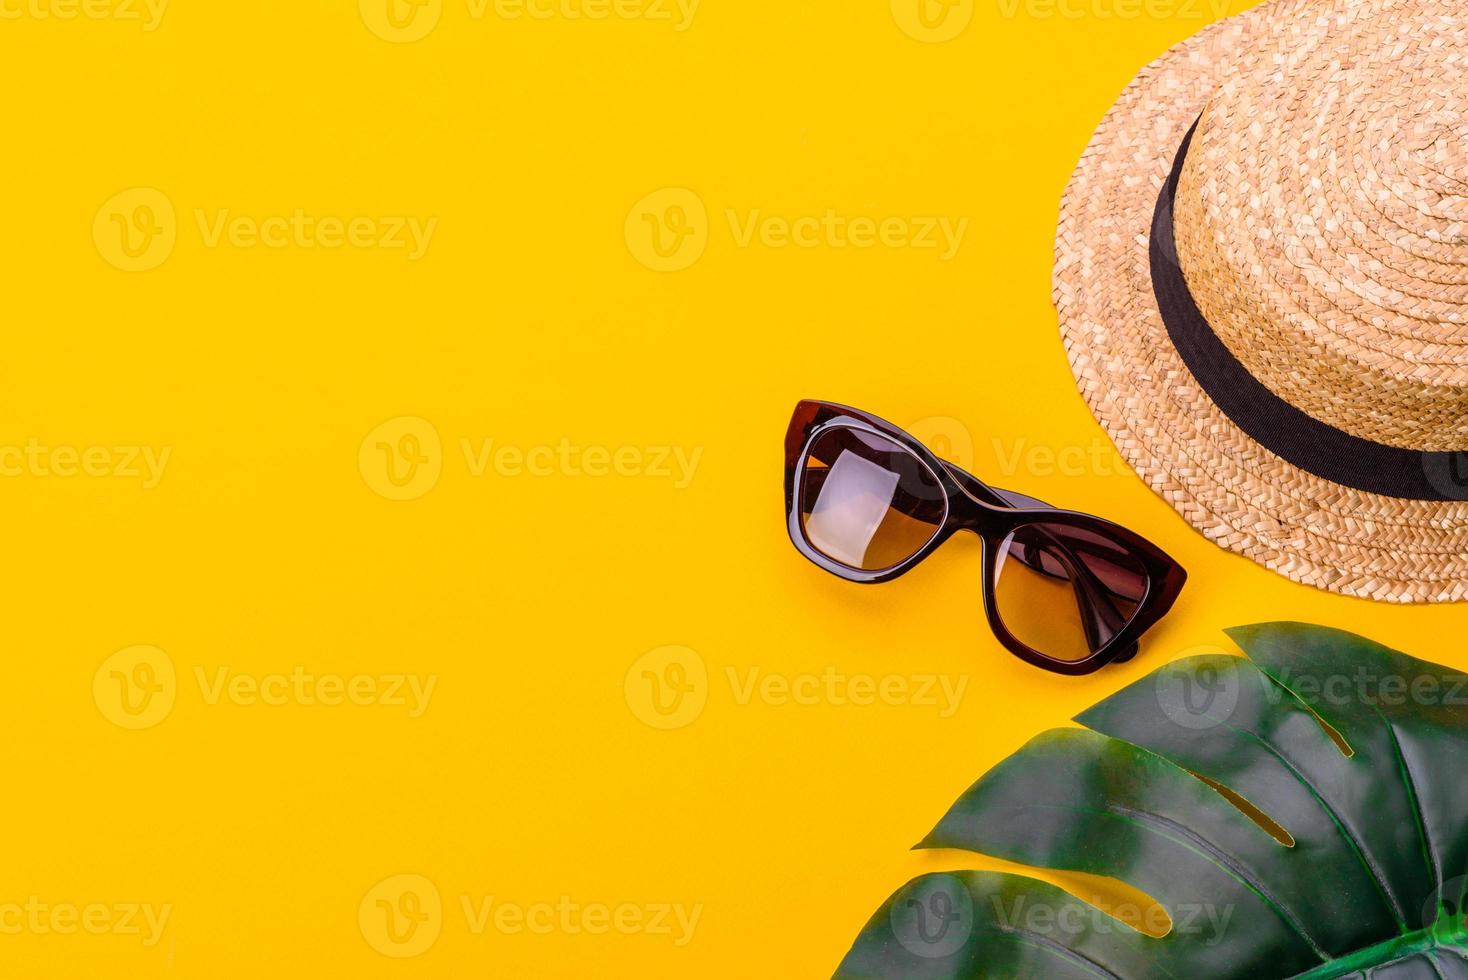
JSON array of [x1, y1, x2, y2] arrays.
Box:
[[994, 522, 1148, 663], [799, 428, 946, 572]]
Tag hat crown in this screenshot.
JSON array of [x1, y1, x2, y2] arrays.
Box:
[[1171, 2, 1468, 451], [1405, 111, 1468, 223]]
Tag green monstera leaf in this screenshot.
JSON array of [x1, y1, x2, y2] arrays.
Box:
[[836, 623, 1468, 979]]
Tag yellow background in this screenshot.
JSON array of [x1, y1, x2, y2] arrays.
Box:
[[7, 0, 1468, 976]]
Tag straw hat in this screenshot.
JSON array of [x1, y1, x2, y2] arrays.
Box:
[[1054, 0, 1468, 603]]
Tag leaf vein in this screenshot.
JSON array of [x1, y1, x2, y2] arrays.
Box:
[[997, 925, 1124, 980], [1106, 802, 1329, 962]]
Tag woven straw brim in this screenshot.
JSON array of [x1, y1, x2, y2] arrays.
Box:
[[1053, 0, 1468, 603]]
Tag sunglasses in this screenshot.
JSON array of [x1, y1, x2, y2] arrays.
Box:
[[785, 401, 1186, 675]]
